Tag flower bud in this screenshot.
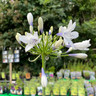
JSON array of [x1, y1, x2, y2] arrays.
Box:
[[69, 53, 88, 59], [15, 33, 21, 43], [38, 17, 43, 33], [66, 47, 73, 53], [25, 32, 27, 35], [59, 26, 62, 33], [50, 26, 53, 33], [49, 26, 53, 35], [27, 13, 33, 26], [29, 26, 33, 33], [41, 68, 47, 87], [54, 38, 63, 48]]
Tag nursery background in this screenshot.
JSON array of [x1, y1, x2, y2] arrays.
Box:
[[0, 0, 96, 76]]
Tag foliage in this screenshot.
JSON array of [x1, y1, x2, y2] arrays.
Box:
[[0, 0, 96, 75]]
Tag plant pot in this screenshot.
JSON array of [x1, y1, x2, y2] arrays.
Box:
[[6, 74, 9, 80], [85, 76, 90, 80], [10, 89, 16, 95], [17, 90, 22, 95]]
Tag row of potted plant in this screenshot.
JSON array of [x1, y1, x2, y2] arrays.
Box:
[[0, 78, 23, 95], [0, 76, 96, 96], [70, 80, 85, 96], [57, 69, 96, 80]]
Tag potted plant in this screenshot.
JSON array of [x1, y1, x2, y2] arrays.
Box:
[[83, 72, 90, 80], [90, 80, 96, 87], [17, 87, 22, 95], [26, 72, 31, 80], [24, 87, 30, 96], [57, 72, 62, 79], [37, 86, 42, 96], [70, 88, 78, 96], [30, 87, 36, 96], [0, 85, 3, 94], [84, 83, 91, 88], [1, 72, 6, 80], [86, 87, 94, 96], [12, 72, 16, 81], [10, 86, 16, 95], [60, 86, 67, 96], [94, 86, 96, 95], [16, 72, 20, 79], [2, 81, 8, 93], [75, 72, 82, 79], [45, 87, 51, 96], [64, 70, 70, 79], [53, 87, 59, 96], [71, 72, 75, 79]]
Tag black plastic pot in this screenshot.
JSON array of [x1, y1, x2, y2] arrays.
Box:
[[85, 76, 90, 80]]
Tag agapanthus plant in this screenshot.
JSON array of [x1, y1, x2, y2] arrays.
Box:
[[16, 12, 91, 96]]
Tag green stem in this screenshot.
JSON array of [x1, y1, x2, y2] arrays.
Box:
[[41, 53, 46, 96], [42, 53, 45, 70]]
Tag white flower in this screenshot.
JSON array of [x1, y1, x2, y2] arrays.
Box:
[[66, 39, 91, 51], [19, 32, 41, 52], [38, 17, 43, 33], [73, 39, 91, 50], [27, 13, 33, 26], [57, 20, 79, 47], [15, 33, 21, 44], [69, 53, 88, 59], [41, 68, 47, 87]]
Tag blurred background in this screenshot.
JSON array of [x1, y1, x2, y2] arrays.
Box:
[[0, 0, 96, 76]]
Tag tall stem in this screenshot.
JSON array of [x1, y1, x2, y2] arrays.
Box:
[[42, 53, 45, 96]]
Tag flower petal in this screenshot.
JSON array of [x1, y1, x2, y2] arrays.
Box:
[[68, 20, 72, 28], [70, 31, 79, 39], [25, 44, 33, 52], [57, 33, 63, 37], [64, 36, 74, 48], [19, 36, 29, 44]]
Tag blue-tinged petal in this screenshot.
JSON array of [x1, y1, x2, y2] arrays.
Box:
[[57, 33, 63, 37], [64, 36, 74, 48], [25, 44, 33, 52], [71, 31, 79, 39], [65, 44, 71, 48], [19, 36, 29, 44], [68, 20, 72, 28]]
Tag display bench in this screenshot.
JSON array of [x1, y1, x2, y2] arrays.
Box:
[[0, 79, 96, 96]]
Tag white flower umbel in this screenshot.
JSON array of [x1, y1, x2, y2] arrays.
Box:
[[69, 53, 88, 59], [16, 12, 91, 96], [19, 32, 41, 52], [27, 13, 33, 26], [41, 68, 47, 87], [57, 20, 79, 47]]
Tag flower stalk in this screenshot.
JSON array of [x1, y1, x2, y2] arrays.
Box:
[[41, 53, 46, 96]]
